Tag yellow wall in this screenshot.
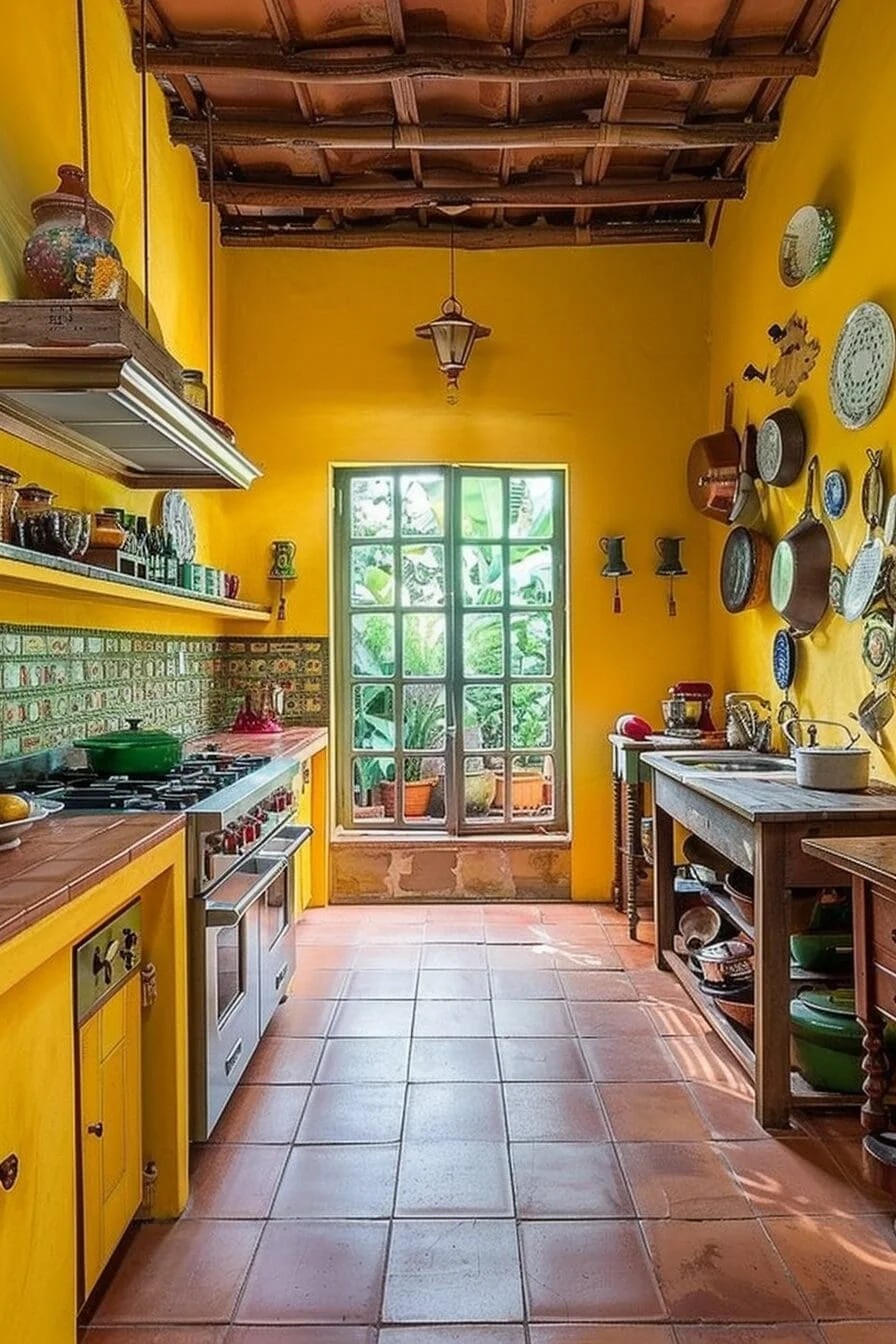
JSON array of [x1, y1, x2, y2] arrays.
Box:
[[0, 0, 229, 635], [707, 0, 896, 775], [218, 244, 713, 898]]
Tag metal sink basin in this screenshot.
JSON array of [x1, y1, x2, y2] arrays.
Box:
[[663, 752, 796, 775]]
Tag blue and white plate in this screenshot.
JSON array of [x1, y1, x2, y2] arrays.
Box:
[[823, 469, 849, 520], [772, 628, 797, 691]]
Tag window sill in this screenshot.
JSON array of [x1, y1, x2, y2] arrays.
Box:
[[331, 828, 571, 847]]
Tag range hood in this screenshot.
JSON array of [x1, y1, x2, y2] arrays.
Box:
[[0, 336, 261, 491]]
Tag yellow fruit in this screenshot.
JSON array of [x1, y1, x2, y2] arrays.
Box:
[[0, 794, 30, 823]]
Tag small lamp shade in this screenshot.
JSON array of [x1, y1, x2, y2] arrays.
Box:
[[415, 297, 491, 403]]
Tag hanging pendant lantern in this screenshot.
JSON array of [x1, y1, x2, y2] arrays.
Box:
[[415, 229, 490, 404]]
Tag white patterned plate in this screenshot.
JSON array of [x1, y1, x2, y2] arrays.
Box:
[[830, 302, 896, 429], [160, 490, 197, 562], [779, 206, 836, 287]]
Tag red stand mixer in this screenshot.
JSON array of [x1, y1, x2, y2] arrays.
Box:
[[664, 681, 716, 735]]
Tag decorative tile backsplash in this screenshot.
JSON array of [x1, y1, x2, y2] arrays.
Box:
[[0, 625, 329, 761]]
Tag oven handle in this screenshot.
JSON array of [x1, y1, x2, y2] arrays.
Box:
[[204, 857, 289, 927], [258, 824, 313, 860]]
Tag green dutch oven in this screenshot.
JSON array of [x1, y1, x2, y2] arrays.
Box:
[[74, 718, 183, 777], [790, 988, 896, 1094]]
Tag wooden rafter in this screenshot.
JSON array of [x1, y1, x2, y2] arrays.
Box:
[[171, 117, 778, 152], [143, 45, 819, 86], [220, 220, 707, 248], [200, 178, 746, 210]]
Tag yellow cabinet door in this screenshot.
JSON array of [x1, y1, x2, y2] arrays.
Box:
[[79, 974, 143, 1300], [0, 949, 77, 1344], [297, 767, 313, 911]]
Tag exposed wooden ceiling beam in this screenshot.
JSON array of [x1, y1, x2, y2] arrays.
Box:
[[384, 0, 407, 53], [172, 117, 777, 152], [510, 0, 526, 56], [143, 44, 818, 85], [261, 0, 293, 49], [201, 177, 745, 210], [219, 220, 706, 248], [628, 0, 646, 52]]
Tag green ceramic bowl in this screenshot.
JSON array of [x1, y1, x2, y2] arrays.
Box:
[[790, 930, 853, 973]]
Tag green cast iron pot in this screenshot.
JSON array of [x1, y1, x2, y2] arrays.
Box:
[[73, 719, 183, 777], [790, 989, 896, 1094]]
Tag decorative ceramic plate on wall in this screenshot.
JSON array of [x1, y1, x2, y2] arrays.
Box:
[[160, 490, 196, 562], [830, 302, 896, 429], [779, 206, 836, 287], [772, 628, 797, 691], [823, 470, 849, 520], [862, 610, 896, 681]]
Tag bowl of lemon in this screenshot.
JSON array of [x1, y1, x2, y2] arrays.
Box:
[[0, 793, 53, 851]]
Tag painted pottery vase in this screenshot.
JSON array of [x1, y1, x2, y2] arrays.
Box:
[[23, 165, 126, 301], [269, 540, 298, 580]]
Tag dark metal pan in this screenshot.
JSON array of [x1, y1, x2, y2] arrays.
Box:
[[770, 456, 832, 635], [756, 408, 806, 487], [720, 526, 772, 612]]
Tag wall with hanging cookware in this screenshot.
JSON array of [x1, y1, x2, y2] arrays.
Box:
[[706, 0, 896, 772], [0, 0, 229, 632], [214, 243, 713, 900]]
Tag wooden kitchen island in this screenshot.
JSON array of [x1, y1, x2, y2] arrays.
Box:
[[646, 751, 896, 1129]]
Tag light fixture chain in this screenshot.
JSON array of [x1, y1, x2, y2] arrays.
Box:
[[75, 0, 91, 230]]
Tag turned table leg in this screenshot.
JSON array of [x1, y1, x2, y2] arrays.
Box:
[[623, 781, 641, 939], [652, 801, 675, 969], [860, 1012, 892, 1137], [611, 774, 623, 911]]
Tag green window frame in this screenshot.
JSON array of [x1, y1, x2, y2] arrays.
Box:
[[334, 465, 568, 834]]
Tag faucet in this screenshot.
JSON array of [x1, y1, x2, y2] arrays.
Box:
[[725, 693, 772, 752]]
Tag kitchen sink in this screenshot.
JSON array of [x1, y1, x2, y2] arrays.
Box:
[[661, 752, 796, 775]]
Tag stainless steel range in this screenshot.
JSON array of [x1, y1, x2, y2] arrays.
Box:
[[27, 746, 312, 1140]]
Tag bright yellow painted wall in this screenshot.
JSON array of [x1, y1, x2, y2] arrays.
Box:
[[0, 0, 230, 635], [218, 244, 712, 898], [707, 0, 896, 774]]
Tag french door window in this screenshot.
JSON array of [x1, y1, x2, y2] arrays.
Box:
[[334, 466, 567, 833]]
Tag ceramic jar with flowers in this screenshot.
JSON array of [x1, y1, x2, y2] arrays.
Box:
[[23, 165, 126, 301]]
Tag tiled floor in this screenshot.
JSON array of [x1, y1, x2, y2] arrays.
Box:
[[85, 902, 896, 1342]]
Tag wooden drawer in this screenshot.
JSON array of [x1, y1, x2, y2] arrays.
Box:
[[870, 959, 896, 1026], [871, 886, 896, 964]]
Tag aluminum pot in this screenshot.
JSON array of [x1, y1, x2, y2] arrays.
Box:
[[73, 718, 183, 777], [694, 938, 755, 986], [782, 718, 870, 792]]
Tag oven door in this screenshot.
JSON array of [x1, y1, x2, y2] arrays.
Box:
[[190, 855, 287, 1140], [258, 825, 313, 1031]]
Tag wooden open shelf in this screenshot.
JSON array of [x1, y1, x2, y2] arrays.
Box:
[[0, 542, 271, 622]]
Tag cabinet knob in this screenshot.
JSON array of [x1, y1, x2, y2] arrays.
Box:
[[87, 1122, 104, 1138], [0, 1153, 19, 1191]]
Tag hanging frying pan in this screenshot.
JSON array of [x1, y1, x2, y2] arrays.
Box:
[[720, 526, 772, 613], [770, 456, 832, 635], [756, 408, 806, 487], [687, 384, 742, 523]]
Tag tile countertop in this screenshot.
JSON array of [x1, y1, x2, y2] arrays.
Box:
[[0, 812, 185, 950], [185, 726, 328, 763]]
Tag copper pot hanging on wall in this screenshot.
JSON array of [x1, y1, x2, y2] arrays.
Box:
[[22, 165, 126, 301]]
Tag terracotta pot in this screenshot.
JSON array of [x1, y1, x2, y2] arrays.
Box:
[[494, 770, 546, 812], [379, 778, 436, 818], [23, 165, 126, 301], [91, 511, 128, 549]]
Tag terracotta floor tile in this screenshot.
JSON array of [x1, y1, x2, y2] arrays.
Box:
[[825, 1138, 896, 1209], [821, 1324, 896, 1343], [267, 999, 337, 1037], [413, 999, 494, 1037], [616, 943, 659, 969], [497, 1036, 589, 1082], [315, 1037, 410, 1083], [617, 1141, 753, 1220], [569, 1001, 658, 1036], [540, 905, 601, 924], [511, 1141, 633, 1218], [528, 1328, 675, 1343], [520, 1220, 664, 1322], [84, 1331, 226, 1343], [491, 999, 575, 1037], [395, 1140, 514, 1216], [92, 1221, 263, 1325], [403, 1082, 507, 1141], [294, 944, 357, 971], [352, 944, 422, 970], [297, 969, 348, 999], [483, 921, 546, 945], [503, 1082, 608, 1141], [600, 1083, 712, 1142], [272, 1143, 399, 1218], [225, 1328, 376, 1343], [607, 921, 656, 945], [211, 1085, 308, 1145], [235, 1220, 389, 1325], [674, 1328, 825, 1343], [345, 968, 418, 999], [558, 970, 638, 1000], [379, 1329, 525, 1343], [720, 1138, 890, 1217], [762, 1214, 896, 1320], [243, 1037, 324, 1086], [358, 925, 424, 946], [425, 924, 487, 944], [626, 969, 692, 1004], [417, 969, 491, 999], [643, 1001, 713, 1037], [295, 1083, 406, 1143], [489, 969, 563, 999], [382, 1218, 524, 1323], [665, 1035, 754, 1091], [549, 942, 624, 970], [642, 1219, 810, 1323], [186, 1145, 289, 1219], [409, 1037, 500, 1082], [580, 1034, 682, 1083], [487, 944, 564, 970], [421, 943, 489, 970], [687, 1081, 770, 1142], [329, 998, 415, 1037]]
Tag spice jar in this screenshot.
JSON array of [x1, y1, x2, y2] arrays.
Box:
[[181, 369, 209, 412]]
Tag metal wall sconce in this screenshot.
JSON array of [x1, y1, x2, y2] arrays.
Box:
[[269, 540, 297, 620], [599, 535, 632, 614], [655, 536, 687, 617]]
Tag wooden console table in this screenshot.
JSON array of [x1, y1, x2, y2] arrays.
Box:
[[802, 835, 896, 1198], [646, 751, 896, 1129]]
